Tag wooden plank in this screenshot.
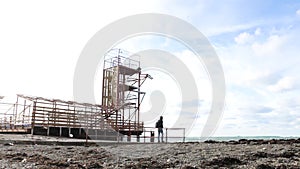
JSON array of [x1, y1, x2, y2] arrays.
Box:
[[34, 110, 101, 116], [0, 129, 29, 133], [35, 106, 101, 113], [34, 123, 82, 128]]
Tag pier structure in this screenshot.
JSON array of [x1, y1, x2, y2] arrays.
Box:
[[0, 49, 152, 141]]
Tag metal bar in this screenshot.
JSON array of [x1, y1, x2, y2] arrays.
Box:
[[166, 128, 168, 143], [31, 101, 36, 135], [183, 128, 185, 142], [22, 100, 26, 129], [137, 71, 141, 131]]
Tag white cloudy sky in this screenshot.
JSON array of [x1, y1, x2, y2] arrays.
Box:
[[1, 1, 300, 137]]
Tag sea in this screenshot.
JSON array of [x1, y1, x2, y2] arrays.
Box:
[[184, 136, 300, 142], [118, 136, 300, 143]]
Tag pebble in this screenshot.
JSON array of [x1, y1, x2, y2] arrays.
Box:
[[3, 142, 14, 146]]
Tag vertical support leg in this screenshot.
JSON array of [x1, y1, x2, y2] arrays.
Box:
[[47, 127, 50, 136], [127, 135, 131, 142], [96, 129, 98, 140], [166, 128, 168, 143], [31, 101, 36, 136], [85, 128, 89, 144], [9, 116, 12, 129], [117, 128, 120, 143], [31, 127, 34, 135], [14, 96, 19, 129], [183, 128, 185, 142], [144, 130, 146, 143], [22, 100, 26, 129]]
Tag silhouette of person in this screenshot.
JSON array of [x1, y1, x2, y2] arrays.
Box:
[[157, 116, 163, 142]]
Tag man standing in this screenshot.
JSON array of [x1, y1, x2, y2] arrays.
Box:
[[156, 116, 163, 142]]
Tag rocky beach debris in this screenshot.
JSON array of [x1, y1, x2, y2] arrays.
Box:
[[0, 137, 300, 168]]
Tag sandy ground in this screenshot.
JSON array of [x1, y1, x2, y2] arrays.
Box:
[[0, 134, 300, 168]]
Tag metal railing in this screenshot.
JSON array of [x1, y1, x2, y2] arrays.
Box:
[[141, 127, 185, 143], [86, 127, 186, 143]]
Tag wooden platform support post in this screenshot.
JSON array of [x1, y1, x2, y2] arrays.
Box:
[[59, 127, 62, 137], [47, 127, 50, 136], [31, 101, 37, 135]]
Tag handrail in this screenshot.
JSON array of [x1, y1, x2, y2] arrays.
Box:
[[85, 126, 186, 143]]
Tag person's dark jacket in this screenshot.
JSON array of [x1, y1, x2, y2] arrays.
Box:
[[156, 119, 163, 128]]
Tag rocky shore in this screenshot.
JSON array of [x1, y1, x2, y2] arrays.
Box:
[[1, 135, 300, 168]]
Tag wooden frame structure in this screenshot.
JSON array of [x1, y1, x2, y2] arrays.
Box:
[[0, 48, 152, 140], [0, 95, 120, 140]]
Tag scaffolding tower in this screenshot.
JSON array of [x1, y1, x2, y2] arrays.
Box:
[[102, 49, 151, 137]]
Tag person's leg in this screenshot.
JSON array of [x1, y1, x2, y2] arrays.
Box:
[[158, 128, 163, 142], [158, 129, 161, 142]]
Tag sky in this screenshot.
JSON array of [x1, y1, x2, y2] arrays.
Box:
[[1, 0, 300, 137]]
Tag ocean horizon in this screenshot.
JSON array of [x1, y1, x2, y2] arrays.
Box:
[[118, 135, 300, 143], [184, 136, 300, 142]]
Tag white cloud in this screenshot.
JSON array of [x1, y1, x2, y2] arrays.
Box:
[[267, 77, 295, 92], [296, 9, 300, 16], [254, 28, 261, 35], [216, 25, 300, 136], [252, 35, 286, 56], [234, 28, 261, 45], [234, 32, 253, 44]]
